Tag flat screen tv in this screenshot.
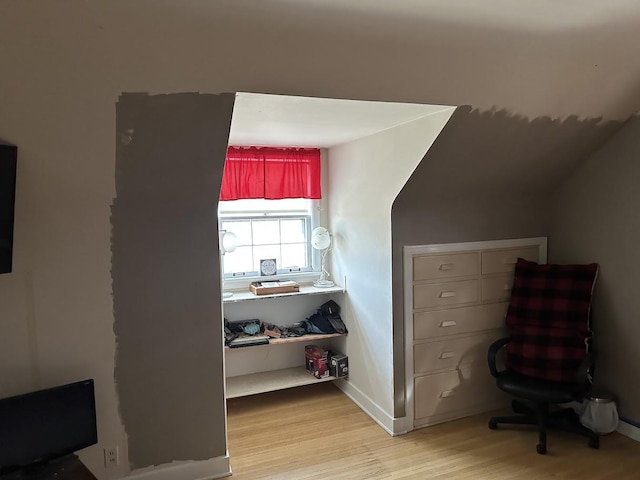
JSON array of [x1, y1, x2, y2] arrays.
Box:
[[0, 379, 98, 475], [0, 144, 17, 274]]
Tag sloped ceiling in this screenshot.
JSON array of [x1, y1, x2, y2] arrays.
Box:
[[178, 0, 640, 120], [273, 0, 639, 32], [229, 93, 454, 147]]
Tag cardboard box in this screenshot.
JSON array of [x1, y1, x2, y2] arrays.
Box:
[[329, 353, 349, 378], [249, 281, 299, 296], [305, 345, 329, 379]]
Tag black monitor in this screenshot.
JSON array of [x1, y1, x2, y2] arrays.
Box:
[[0, 144, 17, 274], [0, 379, 98, 475]]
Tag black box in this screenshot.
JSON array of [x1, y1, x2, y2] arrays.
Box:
[[329, 353, 348, 378]]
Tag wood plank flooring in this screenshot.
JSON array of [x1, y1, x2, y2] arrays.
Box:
[[226, 382, 640, 479]]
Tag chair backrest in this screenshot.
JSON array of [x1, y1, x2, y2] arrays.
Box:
[[505, 258, 598, 383]]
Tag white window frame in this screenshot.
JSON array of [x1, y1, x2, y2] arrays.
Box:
[[219, 198, 322, 290]]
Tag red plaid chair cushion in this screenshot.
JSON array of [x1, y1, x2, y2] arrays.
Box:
[[505, 258, 598, 383]]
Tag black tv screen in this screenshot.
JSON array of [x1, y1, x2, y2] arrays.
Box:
[[0, 379, 98, 474], [0, 144, 17, 274]]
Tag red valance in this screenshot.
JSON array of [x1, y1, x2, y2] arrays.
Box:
[[219, 146, 321, 201]]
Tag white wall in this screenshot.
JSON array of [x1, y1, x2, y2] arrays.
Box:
[[327, 109, 454, 427]]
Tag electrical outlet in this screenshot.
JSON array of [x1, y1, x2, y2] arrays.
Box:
[[104, 447, 119, 468]]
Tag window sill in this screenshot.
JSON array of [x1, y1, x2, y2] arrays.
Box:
[[223, 272, 321, 291], [223, 283, 344, 304]]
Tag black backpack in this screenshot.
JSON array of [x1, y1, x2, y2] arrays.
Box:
[[304, 300, 348, 334]]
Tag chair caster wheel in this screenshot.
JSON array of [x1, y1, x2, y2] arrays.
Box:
[[536, 443, 547, 455], [589, 436, 600, 449], [488, 420, 497, 430]]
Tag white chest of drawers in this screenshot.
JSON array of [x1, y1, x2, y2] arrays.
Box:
[[404, 238, 547, 429]]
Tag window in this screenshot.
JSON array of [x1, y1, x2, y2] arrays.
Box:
[[219, 198, 319, 279]]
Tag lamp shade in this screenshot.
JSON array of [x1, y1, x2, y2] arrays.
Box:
[[221, 231, 238, 254], [311, 227, 331, 250]]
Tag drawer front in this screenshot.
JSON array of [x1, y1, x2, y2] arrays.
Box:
[[414, 366, 504, 421], [413, 253, 478, 281], [414, 332, 501, 375], [481, 275, 514, 301], [413, 303, 507, 340], [481, 246, 540, 275], [414, 280, 478, 309]]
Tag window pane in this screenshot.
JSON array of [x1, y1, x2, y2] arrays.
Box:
[[253, 246, 280, 272], [224, 246, 254, 275], [220, 211, 314, 277], [281, 243, 308, 269], [222, 220, 252, 246], [281, 219, 306, 244], [253, 220, 280, 245]]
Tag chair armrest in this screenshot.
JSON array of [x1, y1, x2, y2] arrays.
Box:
[[487, 337, 510, 378]]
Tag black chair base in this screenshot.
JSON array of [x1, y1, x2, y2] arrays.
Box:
[[489, 400, 600, 454]]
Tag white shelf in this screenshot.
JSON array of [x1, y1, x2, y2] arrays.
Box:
[[223, 283, 344, 303], [225, 366, 339, 399], [225, 333, 346, 350]]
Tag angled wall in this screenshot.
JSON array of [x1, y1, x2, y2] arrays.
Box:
[[392, 107, 622, 418], [550, 115, 640, 423], [327, 109, 454, 429]]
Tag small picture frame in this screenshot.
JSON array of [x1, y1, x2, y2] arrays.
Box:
[[259, 258, 277, 276]]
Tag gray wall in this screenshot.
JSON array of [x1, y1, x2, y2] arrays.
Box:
[[112, 93, 234, 468], [391, 106, 622, 417], [550, 115, 640, 422]]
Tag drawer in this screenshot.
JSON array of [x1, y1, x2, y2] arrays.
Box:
[[413, 303, 507, 340], [413, 253, 478, 281], [414, 365, 505, 421], [414, 280, 478, 309], [481, 246, 540, 274], [481, 275, 513, 301], [414, 332, 501, 375]]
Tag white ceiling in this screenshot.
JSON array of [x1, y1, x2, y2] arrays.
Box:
[[229, 93, 454, 148]]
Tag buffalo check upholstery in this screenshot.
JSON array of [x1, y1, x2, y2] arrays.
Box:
[[505, 258, 599, 383]]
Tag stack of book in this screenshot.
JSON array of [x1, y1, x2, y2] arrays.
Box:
[[249, 280, 299, 295]]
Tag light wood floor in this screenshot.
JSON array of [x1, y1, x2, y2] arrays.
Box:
[[226, 382, 640, 479]]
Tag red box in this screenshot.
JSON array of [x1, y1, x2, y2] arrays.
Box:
[[305, 345, 329, 379]]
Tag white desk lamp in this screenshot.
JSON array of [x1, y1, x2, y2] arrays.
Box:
[[311, 227, 335, 288], [220, 230, 238, 298]]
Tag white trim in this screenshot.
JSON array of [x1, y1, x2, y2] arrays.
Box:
[[403, 237, 548, 432], [403, 243, 417, 429], [122, 455, 231, 480], [403, 237, 548, 258], [334, 380, 406, 436], [617, 419, 640, 442]]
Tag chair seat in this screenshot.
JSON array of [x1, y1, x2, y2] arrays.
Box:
[[496, 370, 585, 404]]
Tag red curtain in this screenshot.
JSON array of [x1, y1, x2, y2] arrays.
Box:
[[220, 147, 321, 200]]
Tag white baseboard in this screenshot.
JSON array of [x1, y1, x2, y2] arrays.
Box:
[[617, 419, 640, 442], [123, 454, 231, 480], [334, 380, 410, 436]]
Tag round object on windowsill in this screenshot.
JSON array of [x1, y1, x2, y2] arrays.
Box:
[[314, 279, 335, 288]]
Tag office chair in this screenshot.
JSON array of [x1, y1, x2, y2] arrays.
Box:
[[487, 258, 600, 454]]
